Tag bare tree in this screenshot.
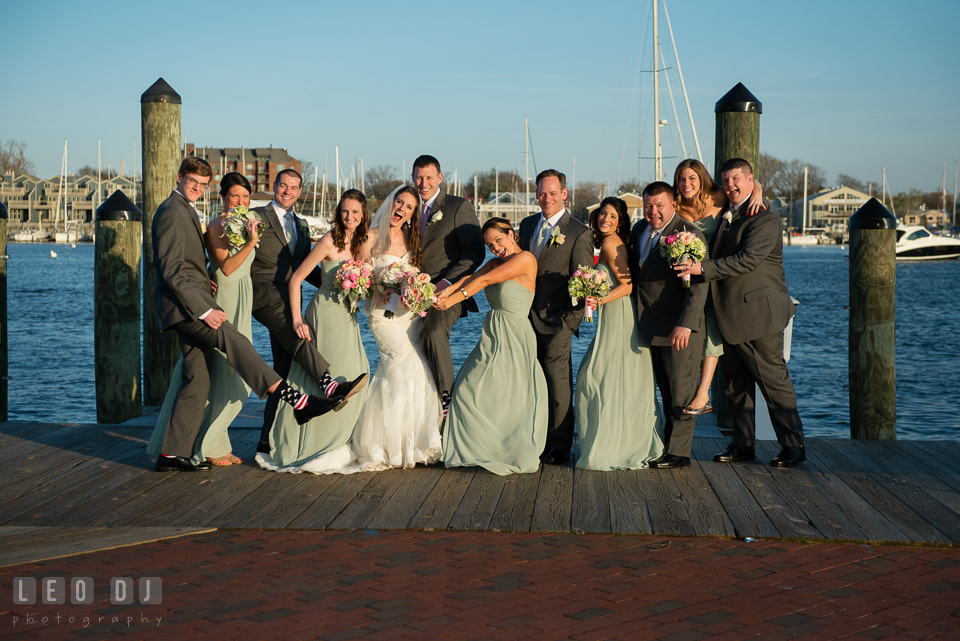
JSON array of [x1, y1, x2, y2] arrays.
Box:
[[617, 180, 643, 196], [77, 164, 119, 180], [759, 153, 827, 202], [836, 173, 867, 193], [0, 139, 36, 176], [468, 167, 527, 202], [365, 164, 402, 200]]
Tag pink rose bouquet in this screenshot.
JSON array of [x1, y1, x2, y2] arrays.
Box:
[[567, 265, 611, 322], [659, 231, 707, 287], [400, 272, 437, 317], [334, 259, 374, 314]]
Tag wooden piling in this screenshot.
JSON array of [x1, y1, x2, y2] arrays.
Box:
[[0, 201, 7, 421], [94, 191, 143, 423], [848, 198, 897, 439], [712, 83, 763, 429], [141, 78, 182, 406]]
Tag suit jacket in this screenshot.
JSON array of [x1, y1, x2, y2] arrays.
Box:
[[519, 210, 594, 335], [153, 191, 220, 331], [630, 215, 707, 346], [420, 188, 485, 314], [701, 200, 795, 345], [249, 202, 320, 311]]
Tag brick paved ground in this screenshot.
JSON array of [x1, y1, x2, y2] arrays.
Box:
[[3, 530, 960, 640]]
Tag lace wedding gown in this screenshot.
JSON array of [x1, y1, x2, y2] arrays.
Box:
[[260, 253, 442, 474]]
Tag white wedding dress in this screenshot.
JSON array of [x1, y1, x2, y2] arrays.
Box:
[[258, 253, 442, 474]]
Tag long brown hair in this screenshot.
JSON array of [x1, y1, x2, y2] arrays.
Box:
[[589, 197, 631, 248], [330, 189, 370, 257], [673, 159, 715, 217], [395, 185, 423, 269]]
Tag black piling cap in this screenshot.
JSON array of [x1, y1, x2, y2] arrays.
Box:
[[141, 77, 181, 105], [96, 190, 142, 222], [0, 201, 7, 219], [849, 198, 897, 230], [715, 83, 762, 114]]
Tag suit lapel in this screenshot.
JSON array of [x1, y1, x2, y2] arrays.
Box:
[[422, 189, 445, 242], [173, 191, 204, 242], [265, 203, 289, 250]]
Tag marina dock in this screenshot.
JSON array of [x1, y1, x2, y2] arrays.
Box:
[[3, 405, 960, 568]]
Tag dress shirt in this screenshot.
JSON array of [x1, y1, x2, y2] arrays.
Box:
[[639, 212, 675, 260], [533, 207, 566, 248], [271, 200, 296, 243]]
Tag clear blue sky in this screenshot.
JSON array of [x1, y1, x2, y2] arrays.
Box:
[[4, 0, 959, 195]]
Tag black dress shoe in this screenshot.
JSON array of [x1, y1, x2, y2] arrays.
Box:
[[256, 441, 271, 454], [713, 444, 756, 463], [649, 454, 690, 469], [156, 456, 212, 472], [331, 373, 369, 404], [541, 447, 570, 465], [294, 395, 346, 425], [770, 446, 806, 468]]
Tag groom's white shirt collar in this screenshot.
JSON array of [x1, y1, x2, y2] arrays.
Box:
[[422, 190, 440, 211], [535, 207, 565, 235], [640, 212, 675, 251], [271, 200, 296, 242]]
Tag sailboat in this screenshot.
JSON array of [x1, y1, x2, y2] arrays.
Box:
[[53, 139, 79, 243]]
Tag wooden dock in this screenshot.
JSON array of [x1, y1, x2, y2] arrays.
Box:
[[3, 419, 960, 566]]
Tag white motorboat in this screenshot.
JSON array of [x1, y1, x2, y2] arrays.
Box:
[[895, 224, 960, 260]]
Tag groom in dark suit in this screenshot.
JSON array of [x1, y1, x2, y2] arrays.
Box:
[[251, 169, 367, 452], [519, 169, 593, 465], [413, 155, 485, 419], [631, 182, 708, 469], [677, 158, 805, 467], [152, 159, 343, 472]]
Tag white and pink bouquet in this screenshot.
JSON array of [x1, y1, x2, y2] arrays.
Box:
[[376, 260, 418, 318], [568, 265, 611, 322], [334, 259, 374, 314], [400, 272, 437, 317], [659, 231, 707, 287]]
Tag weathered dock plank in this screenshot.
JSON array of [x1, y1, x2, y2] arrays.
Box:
[[368, 465, 445, 530], [447, 468, 507, 531], [287, 472, 376, 529], [408, 466, 476, 531], [571, 467, 611, 534], [488, 469, 541, 533], [672, 456, 735, 538], [328, 468, 409, 530], [604, 469, 652, 534], [531, 463, 573, 532]]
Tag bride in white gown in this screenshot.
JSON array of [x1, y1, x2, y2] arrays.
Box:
[[258, 185, 443, 474]]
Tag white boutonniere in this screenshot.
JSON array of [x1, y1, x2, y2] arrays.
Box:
[[549, 226, 565, 247], [428, 212, 443, 226], [722, 211, 734, 224]]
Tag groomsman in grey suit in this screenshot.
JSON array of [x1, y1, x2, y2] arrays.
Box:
[[677, 158, 805, 467], [518, 169, 593, 465], [631, 182, 708, 469], [152, 159, 343, 472], [250, 169, 367, 452], [413, 155, 486, 419]]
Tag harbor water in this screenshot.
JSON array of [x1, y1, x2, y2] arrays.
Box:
[[6, 242, 958, 440]]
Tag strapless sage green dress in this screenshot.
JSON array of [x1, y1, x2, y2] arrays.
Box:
[[574, 263, 665, 470], [442, 280, 548, 475], [147, 247, 254, 462], [690, 215, 724, 358], [264, 260, 370, 468]]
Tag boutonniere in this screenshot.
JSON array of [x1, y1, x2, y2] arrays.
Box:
[[549, 226, 565, 247], [297, 218, 310, 234], [428, 212, 443, 226], [722, 211, 734, 224]]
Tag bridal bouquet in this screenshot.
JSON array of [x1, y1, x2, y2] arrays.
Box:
[[377, 260, 418, 318], [334, 259, 374, 314], [400, 272, 436, 318], [222, 205, 262, 248], [568, 265, 611, 322], [659, 231, 707, 287]]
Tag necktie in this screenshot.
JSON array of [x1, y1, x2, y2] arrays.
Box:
[[641, 231, 657, 261], [420, 204, 430, 236], [284, 212, 297, 252], [533, 221, 550, 259]]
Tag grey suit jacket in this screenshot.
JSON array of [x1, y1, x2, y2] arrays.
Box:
[[249, 202, 318, 310], [630, 215, 707, 346], [519, 210, 594, 335], [701, 200, 795, 345], [152, 191, 220, 330], [420, 188, 485, 313]]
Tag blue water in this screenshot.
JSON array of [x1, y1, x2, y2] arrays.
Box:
[[5, 242, 958, 439]]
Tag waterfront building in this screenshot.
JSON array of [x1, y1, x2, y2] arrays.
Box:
[[903, 206, 952, 230], [477, 192, 540, 224], [784, 186, 870, 233], [184, 145, 302, 197], [584, 192, 643, 224], [0, 173, 139, 229]]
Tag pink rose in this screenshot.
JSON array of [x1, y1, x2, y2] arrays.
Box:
[[342, 281, 355, 290], [416, 272, 431, 284]]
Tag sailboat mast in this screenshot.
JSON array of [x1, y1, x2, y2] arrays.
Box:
[[653, 0, 661, 181], [524, 117, 530, 222], [661, 0, 702, 160]]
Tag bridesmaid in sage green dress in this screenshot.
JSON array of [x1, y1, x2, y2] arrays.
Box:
[[256, 190, 371, 471], [436, 218, 547, 475], [147, 173, 258, 466], [673, 159, 763, 415], [575, 197, 664, 470]]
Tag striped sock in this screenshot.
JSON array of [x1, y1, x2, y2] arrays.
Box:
[[276, 381, 308, 409], [441, 392, 451, 420], [319, 371, 339, 397]]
